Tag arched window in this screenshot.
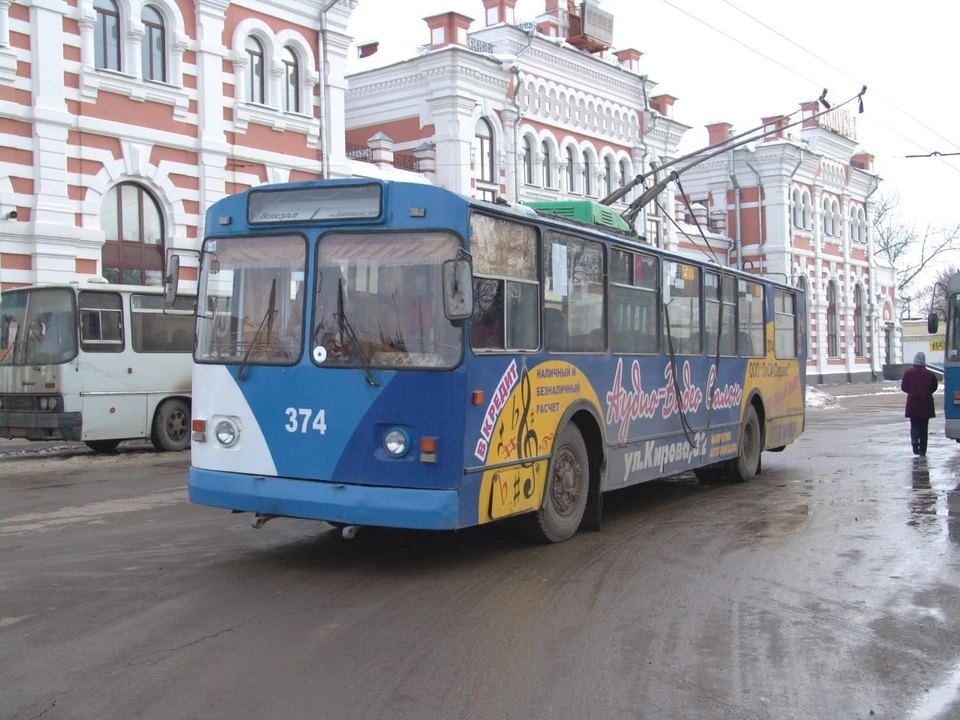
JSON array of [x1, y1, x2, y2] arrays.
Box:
[[802, 190, 811, 229], [246, 36, 265, 104], [282, 46, 299, 113], [140, 5, 165, 81], [565, 146, 576, 192], [100, 182, 165, 286], [854, 284, 865, 357], [603, 156, 614, 198], [94, 0, 121, 71], [822, 197, 832, 236], [582, 151, 592, 196], [619, 159, 628, 189], [475, 118, 494, 185], [849, 207, 857, 243], [858, 208, 867, 242], [827, 280, 839, 357], [831, 199, 841, 237], [522, 136, 534, 185], [541, 141, 552, 188], [792, 189, 802, 228]]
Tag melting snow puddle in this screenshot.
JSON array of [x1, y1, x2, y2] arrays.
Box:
[[912, 657, 960, 720]]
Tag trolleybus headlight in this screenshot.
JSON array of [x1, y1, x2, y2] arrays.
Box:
[[39, 397, 49, 410], [384, 428, 410, 458], [215, 419, 240, 447]]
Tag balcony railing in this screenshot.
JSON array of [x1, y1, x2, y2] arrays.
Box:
[[469, 37, 494, 54], [393, 153, 421, 172], [346, 143, 372, 162]]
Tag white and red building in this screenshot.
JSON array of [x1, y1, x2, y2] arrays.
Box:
[[0, 0, 366, 290], [0, 0, 899, 381], [343, 1, 899, 382], [676, 107, 899, 383]]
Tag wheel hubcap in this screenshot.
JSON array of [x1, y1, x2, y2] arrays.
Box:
[[550, 446, 582, 517], [167, 410, 187, 441]]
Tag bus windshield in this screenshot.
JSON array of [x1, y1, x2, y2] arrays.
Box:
[[312, 233, 462, 369], [0, 288, 77, 366], [949, 293, 960, 362], [195, 235, 306, 365]]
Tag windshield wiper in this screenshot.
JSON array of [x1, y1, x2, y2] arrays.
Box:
[[336, 278, 379, 387], [236, 279, 276, 382]]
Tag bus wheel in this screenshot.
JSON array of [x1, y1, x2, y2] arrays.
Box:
[[151, 399, 191, 452], [726, 405, 761, 483], [525, 424, 589, 543], [85, 439, 120, 453]]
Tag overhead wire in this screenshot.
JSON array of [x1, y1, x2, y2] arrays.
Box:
[[657, 0, 960, 177], [719, 0, 960, 154]]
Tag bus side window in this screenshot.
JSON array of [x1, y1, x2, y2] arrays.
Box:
[[543, 230, 605, 354], [738, 280, 765, 358], [131, 295, 195, 353], [79, 291, 124, 353], [610, 249, 659, 355], [774, 289, 797, 359], [469, 213, 539, 353], [662, 261, 701, 356]]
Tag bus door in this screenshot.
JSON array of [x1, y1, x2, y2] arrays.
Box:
[[77, 290, 147, 441]]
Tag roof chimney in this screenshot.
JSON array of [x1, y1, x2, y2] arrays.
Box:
[[650, 94, 677, 119], [481, 0, 517, 27], [614, 48, 642, 73], [423, 11, 474, 50], [761, 114, 788, 141], [851, 152, 874, 172], [706, 122, 733, 147], [357, 40, 379, 59]]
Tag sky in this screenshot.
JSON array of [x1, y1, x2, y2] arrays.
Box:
[[345, 0, 960, 285]]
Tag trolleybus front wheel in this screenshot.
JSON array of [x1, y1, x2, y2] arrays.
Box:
[[524, 423, 589, 543]]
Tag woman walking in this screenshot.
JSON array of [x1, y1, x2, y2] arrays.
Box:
[[901, 352, 939, 456]]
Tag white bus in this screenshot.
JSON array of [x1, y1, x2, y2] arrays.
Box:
[[0, 281, 195, 452]]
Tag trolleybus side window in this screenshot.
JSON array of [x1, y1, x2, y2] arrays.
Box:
[[705, 271, 737, 357], [79, 291, 124, 353], [774, 289, 797, 359], [663, 261, 701, 356], [131, 295, 195, 353], [609, 249, 659, 354], [738, 279, 765, 357], [543, 230, 605, 353], [469, 213, 539, 352]]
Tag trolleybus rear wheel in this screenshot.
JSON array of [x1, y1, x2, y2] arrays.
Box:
[[726, 405, 761, 483], [525, 423, 589, 543]]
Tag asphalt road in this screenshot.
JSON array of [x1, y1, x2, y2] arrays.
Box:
[[2, 390, 958, 720]]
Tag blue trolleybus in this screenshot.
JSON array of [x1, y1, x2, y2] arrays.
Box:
[[166, 178, 807, 543], [930, 272, 960, 442]]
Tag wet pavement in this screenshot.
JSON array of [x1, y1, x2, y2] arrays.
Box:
[[1, 387, 958, 720]]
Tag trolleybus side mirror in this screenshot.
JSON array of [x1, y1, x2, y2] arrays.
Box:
[[442, 258, 474, 320], [164, 255, 180, 309], [928, 312, 939, 335]]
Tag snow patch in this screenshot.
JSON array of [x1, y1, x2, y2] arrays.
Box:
[[806, 386, 840, 409]]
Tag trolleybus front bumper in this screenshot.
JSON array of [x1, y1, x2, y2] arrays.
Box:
[[0, 411, 82, 441], [189, 467, 462, 530]]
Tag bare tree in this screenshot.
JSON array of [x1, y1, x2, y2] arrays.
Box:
[[914, 264, 959, 320], [872, 192, 960, 300]]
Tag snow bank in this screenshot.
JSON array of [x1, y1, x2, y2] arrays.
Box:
[[806, 386, 840, 409]]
